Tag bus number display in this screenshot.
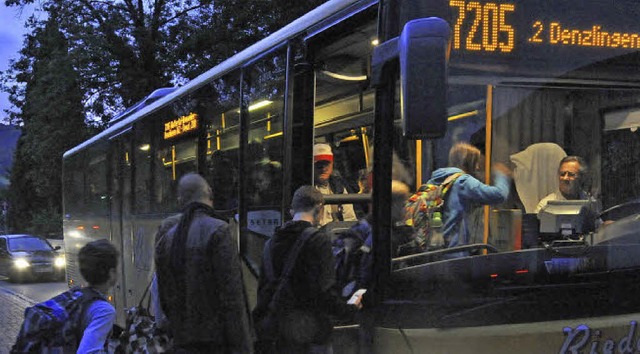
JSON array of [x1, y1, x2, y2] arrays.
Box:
[[450, 0, 515, 53], [451, 0, 640, 54]]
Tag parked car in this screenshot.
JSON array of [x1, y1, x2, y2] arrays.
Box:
[[0, 234, 66, 283]]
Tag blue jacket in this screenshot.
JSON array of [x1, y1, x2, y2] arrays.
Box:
[[427, 167, 510, 248]]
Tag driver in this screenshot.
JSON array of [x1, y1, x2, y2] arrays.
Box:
[[534, 156, 597, 214]]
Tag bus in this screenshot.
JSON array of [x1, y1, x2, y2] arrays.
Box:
[[62, 0, 640, 352]]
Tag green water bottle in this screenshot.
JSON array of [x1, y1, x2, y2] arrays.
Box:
[[431, 212, 443, 228]]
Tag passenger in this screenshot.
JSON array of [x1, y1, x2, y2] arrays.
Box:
[[13, 239, 119, 353], [426, 142, 511, 251], [74, 240, 119, 353], [313, 143, 357, 226], [150, 210, 183, 330], [350, 180, 412, 291], [155, 173, 252, 354], [534, 156, 597, 214], [253, 185, 362, 353]]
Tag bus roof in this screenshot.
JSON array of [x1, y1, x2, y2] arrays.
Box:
[[63, 0, 370, 158]]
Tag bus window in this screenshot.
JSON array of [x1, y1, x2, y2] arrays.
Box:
[[133, 124, 154, 214], [310, 7, 377, 222], [243, 48, 286, 218], [63, 153, 84, 217], [203, 73, 241, 212], [85, 151, 109, 217]]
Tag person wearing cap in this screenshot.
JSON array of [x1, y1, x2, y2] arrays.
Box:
[[313, 143, 357, 226]]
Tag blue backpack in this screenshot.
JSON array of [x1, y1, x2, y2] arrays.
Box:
[[11, 287, 106, 353]]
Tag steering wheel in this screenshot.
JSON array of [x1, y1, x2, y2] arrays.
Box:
[[599, 199, 640, 223]]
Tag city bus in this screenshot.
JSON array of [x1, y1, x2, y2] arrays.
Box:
[[62, 0, 640, 352]]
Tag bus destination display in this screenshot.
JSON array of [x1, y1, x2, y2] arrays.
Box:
[[450, 0, 640, 54]]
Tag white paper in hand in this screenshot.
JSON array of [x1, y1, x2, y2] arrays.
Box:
[[347, 289, 367, 305]]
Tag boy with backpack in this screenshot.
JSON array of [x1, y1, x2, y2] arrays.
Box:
[[12, 239, 118, 353]]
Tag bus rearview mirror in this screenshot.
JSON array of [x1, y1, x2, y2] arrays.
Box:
[[371, 17, 451, 139]]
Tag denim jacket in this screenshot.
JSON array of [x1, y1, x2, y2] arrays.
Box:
[[427, 167, 510, 248]]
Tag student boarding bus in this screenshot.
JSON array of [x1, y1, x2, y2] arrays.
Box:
[[63, 0, 640, 352]]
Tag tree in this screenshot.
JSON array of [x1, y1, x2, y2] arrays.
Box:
[[7, 13, 87, 235], [1, 0, 329, 233], [3, 0, 328, 127]]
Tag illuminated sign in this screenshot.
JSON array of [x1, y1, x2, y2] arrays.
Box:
[[164, 113, 198, 140], [447, 0, 640, 78], [450, 1, 640, 53], [450, 1, 515, 53]]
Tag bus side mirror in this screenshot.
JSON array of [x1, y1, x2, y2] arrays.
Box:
[[371, 17, 451, 139]]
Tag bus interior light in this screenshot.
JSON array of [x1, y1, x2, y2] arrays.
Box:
[[139, 144, 150, 151]]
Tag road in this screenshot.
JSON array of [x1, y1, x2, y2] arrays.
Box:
[[0, 275, 68, 352]]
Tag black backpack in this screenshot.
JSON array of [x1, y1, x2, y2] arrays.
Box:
[[12, 287, 106, 353]]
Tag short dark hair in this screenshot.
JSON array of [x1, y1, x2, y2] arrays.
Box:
[[78, 239, 118, 285], [291, 185, 324, 213]]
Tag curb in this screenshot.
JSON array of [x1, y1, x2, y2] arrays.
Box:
[[0, 286, 37, 306]]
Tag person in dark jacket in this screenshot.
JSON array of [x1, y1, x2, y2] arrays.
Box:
[[253, 185, 362, 353], [314, 143, 357, 225], [155, 173, 252, 353]]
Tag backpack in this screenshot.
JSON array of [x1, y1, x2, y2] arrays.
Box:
[[331, 223, 369, 298], [405, 172, 463, 250], [11, 287, 106, 353]]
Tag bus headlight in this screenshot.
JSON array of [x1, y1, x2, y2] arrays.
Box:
[[14, 258, 30, 269], [54, 256, 66, 268]]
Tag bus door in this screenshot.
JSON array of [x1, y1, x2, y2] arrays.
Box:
[[108, 130, 133, 324]]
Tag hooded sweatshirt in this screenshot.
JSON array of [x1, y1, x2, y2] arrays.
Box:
[[427, 167, 510, 248]]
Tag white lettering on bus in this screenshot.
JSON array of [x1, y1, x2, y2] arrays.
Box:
[[560, 321, 638, 354]]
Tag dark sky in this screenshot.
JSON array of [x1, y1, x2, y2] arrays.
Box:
[[0, 4, 34, 121]]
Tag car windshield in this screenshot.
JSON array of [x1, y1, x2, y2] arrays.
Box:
[[8, 237, 52, 252]]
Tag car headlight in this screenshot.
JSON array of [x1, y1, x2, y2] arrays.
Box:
[[54, 256, 66, 268], [14, 258, 30, 269]]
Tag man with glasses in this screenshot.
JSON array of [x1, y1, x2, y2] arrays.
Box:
[[534, 156, 595, 213]]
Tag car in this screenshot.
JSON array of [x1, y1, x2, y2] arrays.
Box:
[[0, 234, 66, 283]]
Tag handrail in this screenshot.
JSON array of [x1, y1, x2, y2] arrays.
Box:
[[322, 193, 371, 204], [392, 243, 499, 266]]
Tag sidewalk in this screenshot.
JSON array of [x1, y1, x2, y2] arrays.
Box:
[[0, 287, 35, 353]]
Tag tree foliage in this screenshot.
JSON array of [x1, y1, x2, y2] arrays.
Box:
[[2, 0, 329, 233], [3, 0, 328, 127], [7, 14, 88, 235]]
